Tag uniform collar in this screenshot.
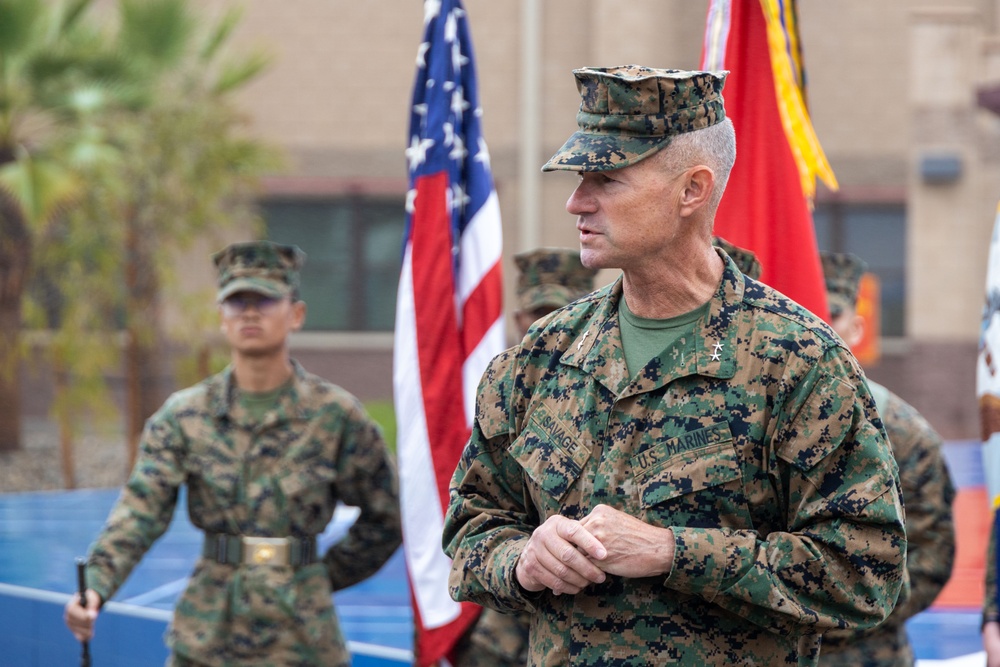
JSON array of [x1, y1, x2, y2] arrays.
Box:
[[207, 359, 311, 422], [560, 249, 743, 397]]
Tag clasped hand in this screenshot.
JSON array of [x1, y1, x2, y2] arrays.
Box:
[[514, 504, 675, 595]]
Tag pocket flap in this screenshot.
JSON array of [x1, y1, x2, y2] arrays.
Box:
[[509, 404, 589, 501], [633, 424, 740, 509], [277, 462, 338, 498]]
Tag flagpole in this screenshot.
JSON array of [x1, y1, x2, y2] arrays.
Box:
[[518, 0, 541, 251]]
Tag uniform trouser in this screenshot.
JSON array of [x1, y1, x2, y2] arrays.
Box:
[[818, 624, 914, 667], [167, 655, 210, 667]]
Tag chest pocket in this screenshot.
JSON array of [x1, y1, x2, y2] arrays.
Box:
[[509, 404, 590, 508], [274, 462, 339, 532], [184, 449, 238, 502], [632, 422, 753, 530]]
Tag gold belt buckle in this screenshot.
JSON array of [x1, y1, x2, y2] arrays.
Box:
[[241, 536, 291, 566]]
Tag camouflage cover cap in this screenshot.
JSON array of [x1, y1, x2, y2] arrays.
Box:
[[713, 236, 762, 280], [542, 65, 728, 172], [514, 248, 598, 311], [213, 241, 306, 302], [820, 251, 868, 316]]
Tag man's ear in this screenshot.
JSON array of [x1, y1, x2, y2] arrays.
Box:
[[679, 166, 715, 217], [291, 300, 307, 331], [845, 312, 865, 349]]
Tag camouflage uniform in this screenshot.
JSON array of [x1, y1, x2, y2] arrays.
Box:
[[453, 248, 598, 667], [819, 252, 867, 322], [818, 382, 955, 666], [713, 237, 762, 280], [986, 519, 1000, 626], [451, 603, 530, 667], [514, 248, 599, 314], [817, 253, 955, 667], [444, 256, 906, 666], [84, 242, 402, 667]]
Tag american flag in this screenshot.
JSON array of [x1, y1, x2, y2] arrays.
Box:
[[392, 0, 504, 664]]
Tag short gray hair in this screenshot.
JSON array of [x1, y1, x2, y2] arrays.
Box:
[[657, 118, 736, 212]]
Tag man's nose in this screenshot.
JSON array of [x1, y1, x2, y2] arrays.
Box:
[[566, 181, 595, 214]]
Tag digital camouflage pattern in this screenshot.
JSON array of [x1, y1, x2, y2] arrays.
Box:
[[444, 253, 906, 666], [85, 361, 402, 667], [213, 240, 305, 302], [986, 513, 1000, 625], [819, 252, 867, 319], [819, 381, 955, 667], [542, 66, 728, 173], [514, 248, 599, 313], [452, 607, 530, 667], [817, 254, 954, 666], [713, 236, 762, 280], [455, 248, 596, 667]]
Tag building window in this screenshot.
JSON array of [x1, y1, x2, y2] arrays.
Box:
[[813, 202, 906, 337], [262, 196, 405, 332]]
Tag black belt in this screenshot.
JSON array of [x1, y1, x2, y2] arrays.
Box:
[[203, 533, 318, 567]]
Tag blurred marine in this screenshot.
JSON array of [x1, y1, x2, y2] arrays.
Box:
[[453, 247, 597, 667], [817, 251, 955, 667], [63, 240, 402, 667]]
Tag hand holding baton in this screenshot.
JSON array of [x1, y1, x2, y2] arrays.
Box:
[[75, 557, 92, 667]]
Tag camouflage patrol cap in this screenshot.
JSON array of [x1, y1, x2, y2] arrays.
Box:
[[713, 236, 762, 280], [514, 248, 598, 312], [542, 65, 728, 172], [820, 252, 868, 317], [213, 240, 306, 302]]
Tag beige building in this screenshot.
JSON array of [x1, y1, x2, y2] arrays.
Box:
[[152, 1, 1000, 440]]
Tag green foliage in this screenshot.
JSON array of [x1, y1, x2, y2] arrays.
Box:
[[6, 0, 282, 440], [364, 400, 398, 454], [118, 0, 194, 73], [0, 146, 83, 229], [0, 0, 46, 59]]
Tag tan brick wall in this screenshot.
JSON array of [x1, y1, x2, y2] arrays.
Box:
[[210, 1, 995, 339], [52, 0, 1000, 438]]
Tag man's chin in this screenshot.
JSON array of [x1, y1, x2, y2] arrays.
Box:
[[234, 344, 282, 359], [579, 250, 602, 270], [579, 252, 615, 272]]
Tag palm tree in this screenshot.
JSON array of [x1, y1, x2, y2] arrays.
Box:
[[41, 0, 276, 469], [0, 0, 274, 459], [0, 0, 126, 452], [107, 0, 273, 467]]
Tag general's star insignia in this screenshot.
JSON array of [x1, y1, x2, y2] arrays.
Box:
[[711, 341, 724, 361]]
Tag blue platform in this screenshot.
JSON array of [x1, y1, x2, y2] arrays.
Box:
[[0, 489, 412, 666], [0, 439, 989, 665]]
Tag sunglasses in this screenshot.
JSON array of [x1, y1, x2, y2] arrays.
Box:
[[220, 294, 286, 317]]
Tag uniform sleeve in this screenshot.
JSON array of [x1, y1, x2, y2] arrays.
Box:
[[443, 349, 541, 614], [664, 348, 907, 634], [880, 394, 955, 624], [323, 403, 402, 591], [986, 511, 1000, 625], [86, 404, 186, 602]]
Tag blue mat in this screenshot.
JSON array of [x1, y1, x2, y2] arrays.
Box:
[[0, 488, 412, 666], [0, 438, 989, 665]]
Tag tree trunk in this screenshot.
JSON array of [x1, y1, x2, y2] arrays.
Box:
[[124, 218, 164, 470], [124, 326, 141, 471], [0, 164, 30, 453], [54, 356, 76, 489]]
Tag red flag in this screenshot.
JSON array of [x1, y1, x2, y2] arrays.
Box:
[[702, 0, 833, 321], [393, 0, 504, 664]]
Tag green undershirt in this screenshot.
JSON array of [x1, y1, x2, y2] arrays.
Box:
[[619, 298, 709, 378], [238, 382, 289, 423]]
